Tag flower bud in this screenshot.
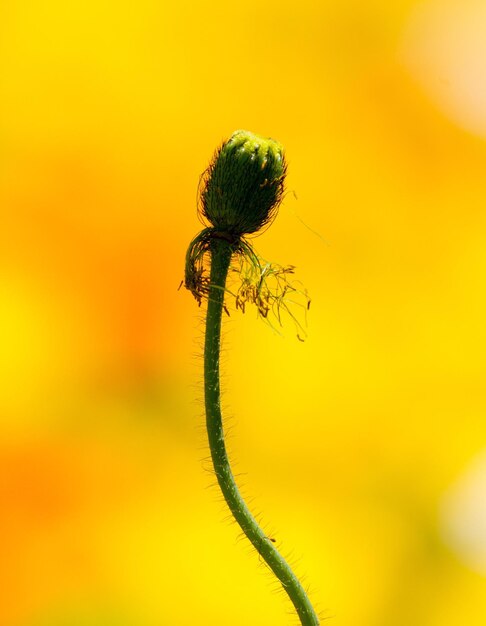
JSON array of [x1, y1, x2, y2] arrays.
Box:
[[200, 130, 286, 236]]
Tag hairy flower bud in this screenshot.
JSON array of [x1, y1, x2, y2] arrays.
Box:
[[199, 130, 286, 236]]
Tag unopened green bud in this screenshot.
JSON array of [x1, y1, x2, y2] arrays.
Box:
[[200, 130, 286, 236]]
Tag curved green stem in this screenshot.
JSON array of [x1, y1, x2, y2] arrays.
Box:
[[204, 237, 319, 626]]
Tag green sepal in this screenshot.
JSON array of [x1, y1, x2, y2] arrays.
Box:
[[199, 130, 286, 236]]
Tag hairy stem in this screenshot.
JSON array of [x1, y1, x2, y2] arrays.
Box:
[[204, 237, 319, 626]]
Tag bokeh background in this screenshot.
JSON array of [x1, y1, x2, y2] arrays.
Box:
[[1, 0, 486, 624]]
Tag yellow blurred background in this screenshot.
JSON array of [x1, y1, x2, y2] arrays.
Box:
[[1, 0, 486, 624]]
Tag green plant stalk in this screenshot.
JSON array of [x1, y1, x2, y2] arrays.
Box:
[[204, 237, 319, 626]]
